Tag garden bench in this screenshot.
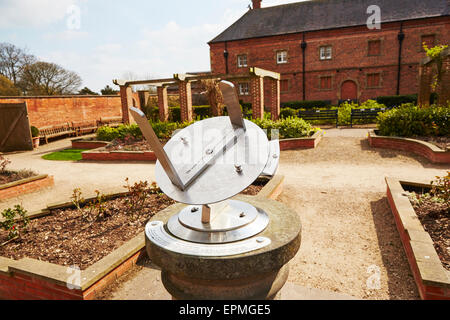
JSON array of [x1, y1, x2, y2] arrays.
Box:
[[72, 120, 98, 136], [298, 109, 338, 127], [350, 108, 390, 128], [97, 116, 123, 128], [39, 123, 76, 144]]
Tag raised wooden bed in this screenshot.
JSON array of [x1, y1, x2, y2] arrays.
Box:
[[368, 130, 450, 164], [0, 175, 54, 201], [0, 175, 284, 300], [385, 177, 450, 300]]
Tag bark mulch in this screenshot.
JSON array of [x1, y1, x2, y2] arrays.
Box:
[[0, 184, 265, 270], [0, 170, 37, 186], [409, 194, 449, 271]]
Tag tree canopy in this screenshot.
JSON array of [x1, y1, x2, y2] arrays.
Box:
[[0, 75, 20, 96], [19, 61, 82, 95], [101, 85, 119, 95]]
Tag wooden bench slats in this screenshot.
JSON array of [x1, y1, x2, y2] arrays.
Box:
[[350, 107, 391, 127], [98, 116, 123, 128], [298, 109, 338, 127]]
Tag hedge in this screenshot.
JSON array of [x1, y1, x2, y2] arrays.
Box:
[[376, 94, 418, 108], [377, 104, 450, 137], [282, 100, 332, 110], [97, 116, 316, 142]]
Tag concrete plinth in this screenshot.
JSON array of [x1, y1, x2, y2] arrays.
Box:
[[145, 195, 301, 300]]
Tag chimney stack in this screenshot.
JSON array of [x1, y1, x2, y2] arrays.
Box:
[[252, 0, 262, 9]]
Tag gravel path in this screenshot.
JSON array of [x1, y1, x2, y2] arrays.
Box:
[[1, 129, 448, 299]]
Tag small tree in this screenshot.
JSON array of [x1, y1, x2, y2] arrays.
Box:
[[101, 85, 119, 95], [78, 87, 99, 95], [0, 75, 20, 96], [201, 79, 224, 117], [423, 43, 448, 91]]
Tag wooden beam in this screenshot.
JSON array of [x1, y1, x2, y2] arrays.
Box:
[[249, 67, 281, 80]]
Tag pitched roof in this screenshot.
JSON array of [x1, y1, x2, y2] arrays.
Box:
[[209, 0, 450, 43]]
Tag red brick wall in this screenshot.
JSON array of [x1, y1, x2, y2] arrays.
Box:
[[0, 96, 122, 128], [0, 176, 54, 201], [210, 16, 450, 105]]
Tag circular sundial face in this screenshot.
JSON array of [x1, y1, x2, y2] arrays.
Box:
[[155, 117, 270, 205]]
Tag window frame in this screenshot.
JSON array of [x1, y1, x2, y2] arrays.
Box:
[[365, 72, 383, 89], [319, 46, 332, 60], [238, 82, 250, 96], [318, 75, 333, 91], [276, 50, 288, 64], [237, 54, 248, 68]]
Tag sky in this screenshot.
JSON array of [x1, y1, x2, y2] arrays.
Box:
[[0, 0, 306, 93]]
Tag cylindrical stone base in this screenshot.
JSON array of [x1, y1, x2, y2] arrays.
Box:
[[146, 195, 301, 300]]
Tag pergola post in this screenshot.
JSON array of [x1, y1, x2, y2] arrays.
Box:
[[179, 80, 193, 122], [157, 86, 169, 122], [270, 79, 280, 120], [119, 85, 134, 124], [418, 64, 432, 107], [437, 54, 450, 105], [251, 76, 264, 120]]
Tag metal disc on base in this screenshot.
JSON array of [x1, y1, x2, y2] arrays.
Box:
[[167, 200, 270, 244]]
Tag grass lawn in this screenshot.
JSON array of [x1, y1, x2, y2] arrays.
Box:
[[42, 149, 88, 161]]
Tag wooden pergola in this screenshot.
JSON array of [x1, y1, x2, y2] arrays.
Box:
[[113, 67, 281, 124]]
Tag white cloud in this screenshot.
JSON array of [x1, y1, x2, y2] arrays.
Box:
[[0, 0, 77, 28]]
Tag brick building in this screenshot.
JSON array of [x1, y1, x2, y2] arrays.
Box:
[[208, 0, 450, 106]]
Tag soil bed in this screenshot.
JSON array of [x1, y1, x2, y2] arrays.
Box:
[[406, 189, 449, 271], [105, 137, 168, 152], [0, 183, 265, 270], [411, 136, 450, 150], [0, 170, 37, 185]]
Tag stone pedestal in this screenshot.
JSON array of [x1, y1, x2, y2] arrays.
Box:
[[145, 195, 301, 300]]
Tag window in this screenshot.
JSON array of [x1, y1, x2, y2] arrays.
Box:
[[421, 34, 435, 49], [277, 51, 288, 64], [367, 73, 381, 88], [239, 83, 249, 95], [320, 46, 332, 60], [237, 54, 248, 68], [280, 79, 289, 92], [319, 76, 332, 90], [368, 40, 381, 56]]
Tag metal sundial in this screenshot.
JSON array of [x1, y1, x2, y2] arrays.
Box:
[[130, 81, 280, 255]]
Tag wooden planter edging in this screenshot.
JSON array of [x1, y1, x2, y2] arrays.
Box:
[[71, 139, 109, 150], [0, 175, 54, 201], [368, 130, 450, 164], [385, 177, 450, 300], [0, 175, 284, 300], [279, 130, 323, 151]]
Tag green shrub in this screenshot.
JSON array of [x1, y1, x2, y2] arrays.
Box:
[[193, 105, 211, 119], [377, 104, 450, 137], [282, 100, 331, 110], [280, 107, 298, 119], [30, 126, 39, 137], [376, 94, 417, 108], [251, 117, 315, 139], [169, 107, 181, 122]]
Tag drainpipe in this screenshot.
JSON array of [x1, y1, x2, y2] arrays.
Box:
[[223, 42, 229, 75], [396, 23, 405, 96], [301, 33, 307, 101]]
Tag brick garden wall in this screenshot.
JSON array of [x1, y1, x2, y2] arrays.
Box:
[[0, 95, 123, 128], [210, 16, 450, 105]]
